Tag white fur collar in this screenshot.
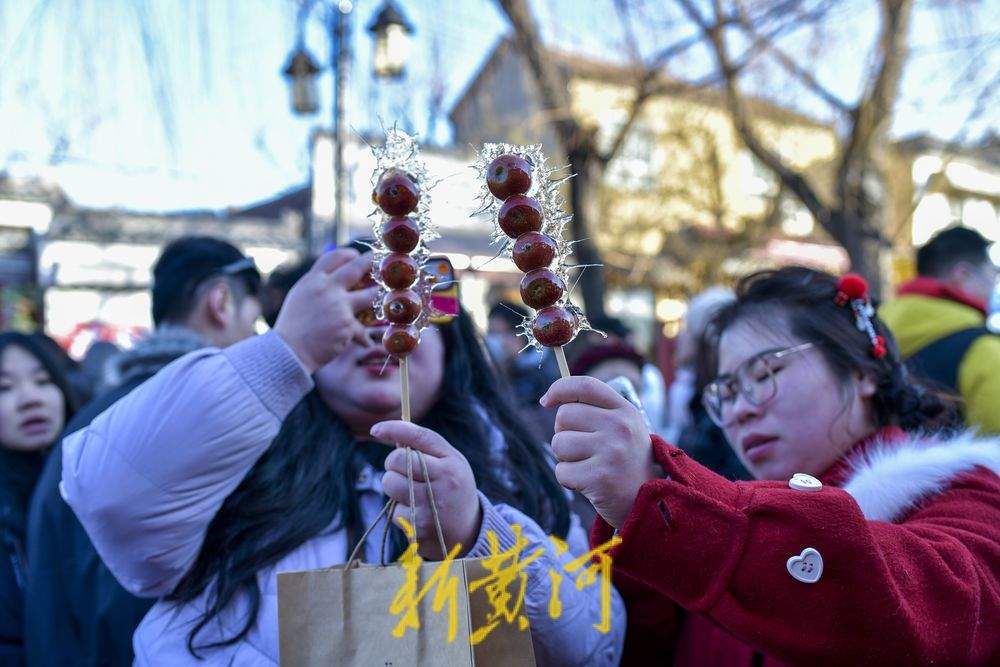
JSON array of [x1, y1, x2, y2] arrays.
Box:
[[841, 431, 1000, 522]]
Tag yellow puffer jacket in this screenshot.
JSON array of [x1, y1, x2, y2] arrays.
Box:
[[880, 295, 1000, 435]]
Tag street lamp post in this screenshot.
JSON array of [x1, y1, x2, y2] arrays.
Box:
[[330, 1, 352, 250], [283, 1, 353, 255], [284, 0, 414, 255]]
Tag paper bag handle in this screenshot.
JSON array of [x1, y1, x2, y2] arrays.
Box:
[[346, 446, 448, 568]]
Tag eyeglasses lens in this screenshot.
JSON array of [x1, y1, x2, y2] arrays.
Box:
[[703, 355, 778, 427]]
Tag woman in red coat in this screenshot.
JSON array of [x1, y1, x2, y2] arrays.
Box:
[[542, 267, 1000, 666]]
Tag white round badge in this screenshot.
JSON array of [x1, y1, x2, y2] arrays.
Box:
[[788, 473, 822, 492]]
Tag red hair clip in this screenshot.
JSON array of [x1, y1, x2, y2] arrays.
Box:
[[834, 274, 886, 359], [835, 274, 868, 305]]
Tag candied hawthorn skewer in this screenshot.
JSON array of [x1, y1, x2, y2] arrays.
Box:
[[482, 149, 586, 378], [370, 133, 435, 421]]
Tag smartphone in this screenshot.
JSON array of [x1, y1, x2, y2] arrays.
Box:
[[424, 255, 459, 324]]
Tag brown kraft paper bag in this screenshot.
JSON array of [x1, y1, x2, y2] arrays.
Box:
[[278, 449, 536, 666]]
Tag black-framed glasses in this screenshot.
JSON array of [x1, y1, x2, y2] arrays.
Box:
[[702, 342, 814, 427]]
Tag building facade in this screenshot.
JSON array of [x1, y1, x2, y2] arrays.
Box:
[[0, 171, 303, 354], [887, 134, 1000, 282], [448, 38, 845, 340]]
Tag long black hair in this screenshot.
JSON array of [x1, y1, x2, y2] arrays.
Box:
[[168, 309, 571, 656], [709, 266, 959, 433]]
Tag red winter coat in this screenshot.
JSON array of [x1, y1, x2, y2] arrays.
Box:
[[593, 428, 1000, 666]]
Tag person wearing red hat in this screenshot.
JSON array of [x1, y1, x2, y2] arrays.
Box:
[[570, 342, 647, 393], [542, 266, 1000, 665]]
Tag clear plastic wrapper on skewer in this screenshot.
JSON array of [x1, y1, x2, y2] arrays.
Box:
[[368, 128, 439, 418], [474, 143, 598, 372]]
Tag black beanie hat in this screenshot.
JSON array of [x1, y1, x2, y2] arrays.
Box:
[[151, 236, 261, 326]]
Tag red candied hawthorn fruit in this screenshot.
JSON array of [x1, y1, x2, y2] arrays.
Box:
[[383, 289, 422, 325], [351, 271, 381, 326], [512, 232, 557, 272], [531, 306, 576, 347], [383, 324, 420, 357], [379, 253, 419, 289], [486, 154, 533, 200], [498, 195, 544, 239], [381, 216, 421, 254], [520, 268, 565, 310], [375, 169, 420, 216]]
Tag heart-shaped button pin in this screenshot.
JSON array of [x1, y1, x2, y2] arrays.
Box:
[[786, 547, 823, 584]]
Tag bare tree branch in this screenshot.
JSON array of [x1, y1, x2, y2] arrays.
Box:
[[676, 0, 710, 30], [599, 19, 785, 168], [132, 0, 177, 151], [496, 0, 580, 151], [588, 0, 811, 169], [889, 65, 1000, 244], [680, 0, 833, 228], [733, 9, 851, 113], [613, 0, 643, 64], [670, 0, 920, 291], [598, 69, 660, 166], [836, 0, 914, 210], [600, 3, 710, 166]]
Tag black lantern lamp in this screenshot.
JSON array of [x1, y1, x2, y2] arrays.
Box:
[[282, 47, 322, 115], [367, 1, 414, 80]]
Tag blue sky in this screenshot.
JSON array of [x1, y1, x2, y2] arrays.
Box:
[[0, 0, 996, 212]]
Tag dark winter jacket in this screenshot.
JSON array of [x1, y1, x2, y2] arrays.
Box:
[[24, 328, 207, 667], [0, 536, 23, 664], [0, 448, 47, 666]]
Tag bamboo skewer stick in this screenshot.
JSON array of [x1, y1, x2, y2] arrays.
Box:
[[554, 345, 570, 379], [400, 356, 411, 422]]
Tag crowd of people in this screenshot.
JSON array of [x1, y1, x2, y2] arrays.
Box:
[[0, 226, 997, 665]]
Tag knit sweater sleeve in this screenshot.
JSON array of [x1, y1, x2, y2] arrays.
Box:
[[464, 493, 626, 666], [601, 436, 1000, 666], [61, 332, 313, 597]]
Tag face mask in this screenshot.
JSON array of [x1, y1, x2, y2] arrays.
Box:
[[485, 333, 509, 362]]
